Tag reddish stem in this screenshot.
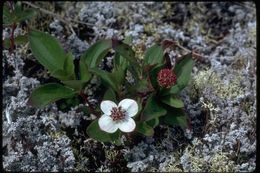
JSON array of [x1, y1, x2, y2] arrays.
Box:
[[187, 117, 192, 130], [9, 22, 17, 53], [79, 91, 100, 117]]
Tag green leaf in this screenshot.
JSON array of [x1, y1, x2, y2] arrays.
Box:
[[28, 83, 76, 108], [86, 120, 121, 142], [160, 84, 181, 96], [63, 52, 75, 80], [136, 122, 154, 136], [15, 34, 28, 43], [144, 44, 164, 65], [161, 96, 184, 108], [3, 35, 28, 49], [123, 36, 133, 45], [146, 118, 159, 128], [91, 66, 125, 93], [113, 41, 136, 65], [161, 106, 187, 127], [113, 40, 141, 77], [168, 84, 181, 94], [103, 88, 117, 102], [89, 68, 119, 92], [160, 54, 194, 96], [3, 39, 11, 49], [114, 52, 129, 71], [62, 80, 86, 92], [114, 36, 132, 71], [135, 79, 150, 93], [50, 69, 70, 81], [174, 53, 194, 90], [86, 120, 111, 142], [3, 4, 15, 24], [81, 39, 112, 68], [162, 109, 188, 128], [112, 66, 126, 87], [141, 94, 167, 121], [4, 2, 35, 24], [51, 52, 76, 81], [149, 64, 164, 89], [112, 138, 122, 146], [79, 59, 91, 81], [14, 4, 35, 22], [29, 30, 67, 73], [136, 97, 143, 115]]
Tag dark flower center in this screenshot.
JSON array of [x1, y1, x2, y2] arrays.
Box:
[[110, 107, 126, 121]]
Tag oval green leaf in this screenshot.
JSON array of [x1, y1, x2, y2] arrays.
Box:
[[174, 53, 194, 90], [3, 4, 14, 24], [146, 118, 159, 128], [63, 52, 75, 80], [141, 94, 167, 121], [62, 80, 87, 92], [86, 120, 121, 142], [162, 109, 188, 128], [103, 88, 117, 102], [79, 59, 91, 81], [89, 68, 119, 92], [161, 96, 184, 108], [81, 39, 112, 68], [144, 44, 164, 65], [29, 30, 67, 73], [136, 122, 154, 136], [28, 83, 76, 108]]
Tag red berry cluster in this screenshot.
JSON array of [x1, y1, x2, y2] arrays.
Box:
[[157, 68, 177, 88]]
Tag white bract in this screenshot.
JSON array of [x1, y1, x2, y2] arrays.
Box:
[[98, 99, 138, 133]]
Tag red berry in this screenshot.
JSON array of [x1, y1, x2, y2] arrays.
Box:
[[157, 68, 177, 88]]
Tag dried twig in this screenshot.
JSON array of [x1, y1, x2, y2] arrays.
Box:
[[233, 2, 255, 11], [175, 43, 206, 60], [162, 39, 207, 61], [21, 1, 94, 27]]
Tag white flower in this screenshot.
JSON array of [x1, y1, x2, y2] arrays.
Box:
[[98, 99, 138, 133]]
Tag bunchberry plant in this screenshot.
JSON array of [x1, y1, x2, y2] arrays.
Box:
[[3, 1, 35, 53], [27, 29, 194, 144]]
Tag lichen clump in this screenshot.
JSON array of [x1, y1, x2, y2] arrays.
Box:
[[191, 68, 244, 99]]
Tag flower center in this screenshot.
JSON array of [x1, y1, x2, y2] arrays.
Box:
[[110, 107, 126, 121], [157, 68, 177, 88]]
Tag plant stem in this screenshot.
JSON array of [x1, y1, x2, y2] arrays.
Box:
[[6, 1, 16, 54], [10, 22, 17, 53], [79, 91, 100, 117]]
